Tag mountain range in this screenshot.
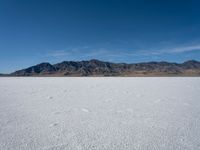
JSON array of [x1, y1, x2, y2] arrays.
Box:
[[2, 59, 200, 76]]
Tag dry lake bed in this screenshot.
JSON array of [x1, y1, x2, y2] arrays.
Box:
[[0, 77, 200, 150]]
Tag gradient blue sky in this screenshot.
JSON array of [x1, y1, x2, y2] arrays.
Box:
[[1, 0, 200, 73]]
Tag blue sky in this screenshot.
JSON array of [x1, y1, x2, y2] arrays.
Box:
[[1, 0, 200, 73]]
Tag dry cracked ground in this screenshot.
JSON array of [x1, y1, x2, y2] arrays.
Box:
[[0, 77, 200, 150]]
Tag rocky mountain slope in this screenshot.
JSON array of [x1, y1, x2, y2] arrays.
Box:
[[9, 59, 200, 76]]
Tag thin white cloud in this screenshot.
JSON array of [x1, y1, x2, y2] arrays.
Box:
[[47, 50, 70, 57], [168, 45, 200, 53], [137, 44, 200, 56], [46, 43, 200, 60]]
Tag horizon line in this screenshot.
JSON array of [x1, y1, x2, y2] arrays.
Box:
[[1, 58, 199, 74]]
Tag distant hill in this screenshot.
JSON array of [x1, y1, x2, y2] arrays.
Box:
[[0, 73, 8, 77], [9, 59, 200, 76]]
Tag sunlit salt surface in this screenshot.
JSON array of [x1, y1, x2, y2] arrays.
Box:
[[0, 77, 200, 150]]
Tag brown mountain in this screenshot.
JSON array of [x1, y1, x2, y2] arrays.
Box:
[[10, 59, 200, 76]]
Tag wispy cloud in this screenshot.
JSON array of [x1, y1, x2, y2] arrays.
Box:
[[166, 44, 200, 53], [47, 50, 70, 57], [46, 47, 87, 58], [136, 43, 200, 56], [46, 43, 200, 61]]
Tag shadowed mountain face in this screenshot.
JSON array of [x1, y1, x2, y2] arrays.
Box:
[[10, 59, 200, 76], [11, 63, 57, 76]]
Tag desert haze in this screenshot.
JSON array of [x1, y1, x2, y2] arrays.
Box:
[[0, 77, 200, 150]]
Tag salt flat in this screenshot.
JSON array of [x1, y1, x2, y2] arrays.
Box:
[[0, 77, 200, 150]]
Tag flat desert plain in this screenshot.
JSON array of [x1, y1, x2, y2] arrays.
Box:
[[0, 77, 200, 150]]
